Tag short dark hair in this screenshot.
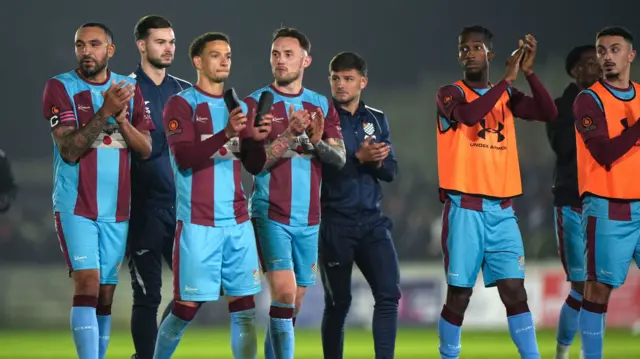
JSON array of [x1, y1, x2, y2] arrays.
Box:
[[79, 22, 114, 42], [134, 15, 172, 41], [459, 25, 493, 48], [272, 27, 311, 53], [597, 26, 633, 44], [329, 52, 367, 76], [189, 32, 230, 60], [565, 45, 595, 76]]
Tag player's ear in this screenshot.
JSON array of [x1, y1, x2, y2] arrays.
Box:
[[192, 56, 202, 71], [136, 40, 146, 54], [570, 65, 580, 79], [303, 54, 312, 68], [107, 43, 116, 59], [629, 49, 636, 63], [487, 49, 495, 62], [360, 75, 368, 90]]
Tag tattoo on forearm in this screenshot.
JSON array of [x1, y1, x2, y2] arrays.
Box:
[[314, 139, 346, 168], [56, 111, 108, 161], [263, 130, 296, 170]]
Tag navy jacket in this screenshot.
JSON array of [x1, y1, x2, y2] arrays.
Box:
[[545, 83, 582, 208], [129, 65, 191, 208], [321, 100, 397, 225]]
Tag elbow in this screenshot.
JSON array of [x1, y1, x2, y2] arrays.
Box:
[[171, 148, 193, 171], [541, 109, 559, 122], [593, 155, 614, 168], [386, 170, 398, 182], [380, 164, 398, 182], [241, 144, 267, 175], [335, 156, 347, 170], [139, 143, 152, 160], [246, 165, 263, 176], [175, 157, 192, 171], [58, 146, 81, 163], [587, 144, 615, 168], [242, 155, 266, 175], [62, 154, 80, 164]]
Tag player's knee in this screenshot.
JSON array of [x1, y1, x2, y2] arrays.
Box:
[[72, 269, 100, 296], [326, 295, 351, 322], [446, 285, 473, 314], [98, 284, 116, 306], [272, 291, 296, 305], [172, 301, 200, 321], [584, 281, 613, 304], [570, 281, 585, 296], [268, 271, 297, 304], [133, 290, 161, 308], [228, 295, 256, 313], [496, 279, 528, 307], [375, 282, 401, 305]]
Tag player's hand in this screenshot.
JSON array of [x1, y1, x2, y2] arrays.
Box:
[[503, 41, 525, 83], [114, 104, 128, 124], [286, 104, 310, 136], [224, 106, 247, 138], [101, 80, 135, 117], [251, 113, 273, 141], [520, 34, 537, 75], [355, 137, 390, 163], [306, 107, 325, 145]]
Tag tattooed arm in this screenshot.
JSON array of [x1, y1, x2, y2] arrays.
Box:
[[262, 129, 297, 170], [52, 112, 110, 162], [313, 139, 346, 169], [43, 78, 131, 163]]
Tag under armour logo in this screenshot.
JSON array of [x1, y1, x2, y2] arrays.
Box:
[[620, 118, 640, 146], [477, 119, 505, 142]]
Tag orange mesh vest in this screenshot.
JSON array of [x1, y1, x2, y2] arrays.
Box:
[[576, 81, 640, 200], [437, 81, 522, 198]]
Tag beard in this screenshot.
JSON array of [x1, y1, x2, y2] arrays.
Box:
[[148, 53, 173, 69], [273, 69, 300, 87], [207, 73, 228, 84], [78, 56, 107, 79], [604, 69, 620, 80]]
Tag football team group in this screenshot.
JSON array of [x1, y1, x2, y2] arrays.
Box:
[[41, 12, 638, 359]]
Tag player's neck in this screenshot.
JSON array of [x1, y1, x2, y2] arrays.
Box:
[[340, 97, 361, 115], [141, 60, 166, 86], [79, 69, 109, 84], [272, 79, 303, 95], [603, 73, 631, 90], [463, 71, 489, 88], [196, 77, 224, 97]]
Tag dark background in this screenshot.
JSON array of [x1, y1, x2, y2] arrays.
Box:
[[0, 0, 638, 330]]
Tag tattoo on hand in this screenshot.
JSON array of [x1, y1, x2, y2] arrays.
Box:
[[314, 139, 346, 168], [55, 111, 108, 161], [263, 130, 296, 170]]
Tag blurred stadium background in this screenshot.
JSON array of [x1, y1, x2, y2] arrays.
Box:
[[1, 0, 640, 357]]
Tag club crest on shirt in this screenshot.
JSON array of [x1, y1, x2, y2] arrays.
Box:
[[580, 115, 596, 132], [282, 134, 315, 158], [167, 119, 183, 136], [363, 122, 376, 140], [92, 124, 127, 149]]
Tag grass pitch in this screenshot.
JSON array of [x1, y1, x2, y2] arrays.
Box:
[[0, 328, 637, 358]]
